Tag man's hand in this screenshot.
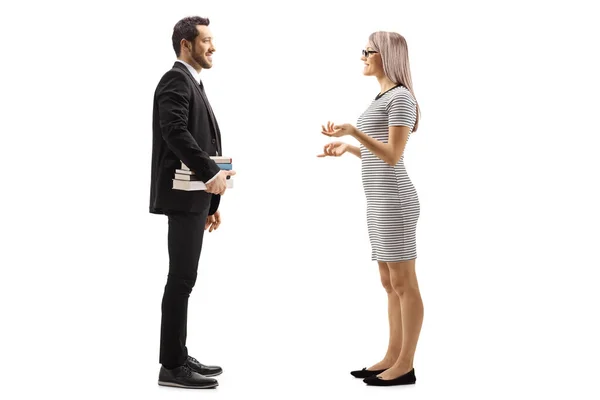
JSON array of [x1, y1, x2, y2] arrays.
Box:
[[205, 210, 221, 232], [205, 170, 236, 195]]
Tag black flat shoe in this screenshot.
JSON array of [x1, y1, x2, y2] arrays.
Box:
[[350, 367, 387, 378], [158, 365, 218, 389], [186, 356, 223, 377], [363, 368, 416, 386]]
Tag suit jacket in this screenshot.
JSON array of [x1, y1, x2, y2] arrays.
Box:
[[150, 62, 223, 215]]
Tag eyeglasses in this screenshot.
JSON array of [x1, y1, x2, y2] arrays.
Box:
[[362, 49, 378, 58]]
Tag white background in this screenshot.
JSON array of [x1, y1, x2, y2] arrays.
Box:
[[1, 0, 599, 399]]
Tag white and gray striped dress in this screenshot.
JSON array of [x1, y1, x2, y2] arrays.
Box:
[[357, 85, 420, 262]]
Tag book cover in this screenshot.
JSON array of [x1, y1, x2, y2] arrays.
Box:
[[216, 163, 232, 170]]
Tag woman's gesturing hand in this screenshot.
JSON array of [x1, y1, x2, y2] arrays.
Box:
[[317, 141, 349, 157], [321, 121, 357, 138]]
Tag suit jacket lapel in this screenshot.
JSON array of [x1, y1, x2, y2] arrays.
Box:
[[172, 63, 221, 154], [199, 88, 222, 155]]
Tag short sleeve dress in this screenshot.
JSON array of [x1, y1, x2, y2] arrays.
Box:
[[357, 85, 420, 262]]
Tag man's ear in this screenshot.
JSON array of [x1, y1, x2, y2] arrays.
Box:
[[180, 39, 190, 53]]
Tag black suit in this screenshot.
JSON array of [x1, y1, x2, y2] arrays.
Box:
[[150, 62, 223, 215], [150, 61, 224, 368]]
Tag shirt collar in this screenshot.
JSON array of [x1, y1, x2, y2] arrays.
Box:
[[176, 59, 201, 84]]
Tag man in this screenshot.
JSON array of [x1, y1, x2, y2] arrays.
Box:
[[149, 16, 235, 389]]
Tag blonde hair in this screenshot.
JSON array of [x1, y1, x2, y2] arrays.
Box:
[[369, 31, 421, 132]]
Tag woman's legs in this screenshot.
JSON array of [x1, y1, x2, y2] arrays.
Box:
[[368, 261, 403, 370], [377, 259, 424, 379]]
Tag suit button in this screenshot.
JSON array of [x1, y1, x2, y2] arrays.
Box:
[[212, 139, 216, 144]]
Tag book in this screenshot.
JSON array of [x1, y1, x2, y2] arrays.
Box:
[[210, 156, 232, 164], [181, 156, 232, 171], [174, 174, 231, 181], [174, 173, 201, 181], [173, 178, 234, 191], [177, 164, 231, 176]]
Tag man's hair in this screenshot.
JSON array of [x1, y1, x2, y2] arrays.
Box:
[[172, 16, 210, 57]]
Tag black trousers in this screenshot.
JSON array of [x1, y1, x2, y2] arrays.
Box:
[[159, 208, 209, 368]]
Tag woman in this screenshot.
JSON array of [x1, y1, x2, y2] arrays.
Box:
[[318, 31, 423, 387]]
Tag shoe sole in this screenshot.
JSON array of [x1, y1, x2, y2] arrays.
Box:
[[364, 379, 416, 386], [365, 382, 416, 386], [158, 381, 218, 389]]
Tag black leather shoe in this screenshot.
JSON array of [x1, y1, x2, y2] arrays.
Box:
[[186, 356, 223, 377], [158, 364, 218, 389], [350, 367, 387, 378], [363, 368, 416, 386]]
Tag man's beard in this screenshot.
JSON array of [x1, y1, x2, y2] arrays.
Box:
[[191, 46, 211, 69]]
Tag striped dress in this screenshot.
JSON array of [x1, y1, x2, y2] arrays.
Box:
[[357, 85, 420, 262]]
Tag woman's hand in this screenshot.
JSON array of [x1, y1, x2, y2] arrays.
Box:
[[321, 121, 357, 137], [317, 141, 349, 157]]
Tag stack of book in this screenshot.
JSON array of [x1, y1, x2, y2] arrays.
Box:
[[173, 156, 234, 191]]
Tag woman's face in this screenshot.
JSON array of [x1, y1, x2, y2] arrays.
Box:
[[361, 43, 383, 77]]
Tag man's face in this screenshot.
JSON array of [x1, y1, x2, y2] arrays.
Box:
[[189, 25, 215, 69]]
